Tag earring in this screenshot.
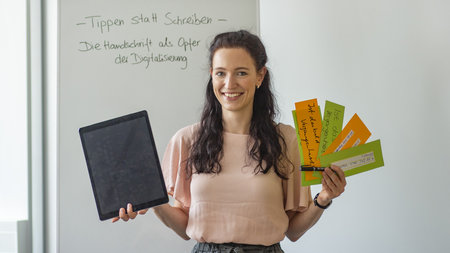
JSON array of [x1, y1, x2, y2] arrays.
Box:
[[256, 84, 261, 89]]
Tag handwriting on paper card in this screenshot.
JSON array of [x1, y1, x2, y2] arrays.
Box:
[[332, 152, 376, 171], [295, 99, 322, 167], [319, 101, 345, 156], [323, 113, 371, 156], [334, 130, 354, 152]]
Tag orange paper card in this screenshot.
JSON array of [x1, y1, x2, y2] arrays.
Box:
[[295, 99, 322, 181], [322, 113, 371, 156]]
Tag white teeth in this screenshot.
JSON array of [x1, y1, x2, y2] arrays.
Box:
[[224, 93, 241, 98]]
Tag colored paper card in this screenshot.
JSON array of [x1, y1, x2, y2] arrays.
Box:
[[318, 101, 345, 156], [322, 113, 371, 156], [311, 101, 342, 179], [293, 110, 315, 185], [293, 109, 321, 185], [292, 110, 304, 166], [295, 99, 322, 183], [295, 99, 322, 166], [302, 140, 384, 185], [305, 105, 322, 180], [301, 169, 323, 186], [320, 139, 384, 177]]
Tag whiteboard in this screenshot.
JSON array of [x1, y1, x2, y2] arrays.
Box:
[[58, 0, 259, 252]]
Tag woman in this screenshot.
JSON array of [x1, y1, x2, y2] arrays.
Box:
[[113, 30, 346, 252]]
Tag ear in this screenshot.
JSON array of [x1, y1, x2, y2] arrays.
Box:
[[257, 66, 267, 84], [210, 67, 213, 76]]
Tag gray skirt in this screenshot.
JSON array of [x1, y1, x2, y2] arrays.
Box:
[[191, 242, 284, 253]]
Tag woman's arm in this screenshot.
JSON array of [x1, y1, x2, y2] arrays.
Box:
[[153, 200, 190, 240], [285, 198, 326, 241], [286, 165, 346, 241]]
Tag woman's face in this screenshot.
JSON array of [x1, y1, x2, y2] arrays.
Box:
[[210, 47, 266, 115]]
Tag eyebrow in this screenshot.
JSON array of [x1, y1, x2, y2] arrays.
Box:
[[213, 67, 250, 71]]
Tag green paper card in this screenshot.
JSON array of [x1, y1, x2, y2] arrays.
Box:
[[318, 101, 345, 156], [314, 101, 345, 179], [301, 139, 384, 186], [321, 139, 384, 176]]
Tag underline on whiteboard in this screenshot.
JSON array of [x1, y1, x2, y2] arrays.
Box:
[[76, 23, 86, 25], [217, 19, 227, 22]]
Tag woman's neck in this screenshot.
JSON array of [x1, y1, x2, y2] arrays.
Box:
[[222, 109, 252, 134]]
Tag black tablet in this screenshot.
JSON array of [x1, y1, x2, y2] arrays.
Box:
[[79, 110, 168, 221]]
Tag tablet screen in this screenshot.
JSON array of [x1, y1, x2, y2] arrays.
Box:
[[79, 111, 168, 221]]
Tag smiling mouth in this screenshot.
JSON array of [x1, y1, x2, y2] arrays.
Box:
[[223, 92, 243, 98]]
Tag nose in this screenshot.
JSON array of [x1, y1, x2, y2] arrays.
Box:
[[224, 74, 236, 89]]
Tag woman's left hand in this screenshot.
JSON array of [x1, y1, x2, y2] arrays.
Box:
[[317, 164, 347, 206]]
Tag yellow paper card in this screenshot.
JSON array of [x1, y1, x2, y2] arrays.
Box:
[[295, 99, 322, 182], [322, 113, 371, 156]]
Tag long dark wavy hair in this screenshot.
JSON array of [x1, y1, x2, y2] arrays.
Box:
[[186, 30, 291, 179]]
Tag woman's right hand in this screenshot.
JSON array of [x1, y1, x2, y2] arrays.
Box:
[[111, 203, 148, 223]]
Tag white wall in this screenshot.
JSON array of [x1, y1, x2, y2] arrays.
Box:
[[0, 0, 28, 222], [260, 0, 450, 252]]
